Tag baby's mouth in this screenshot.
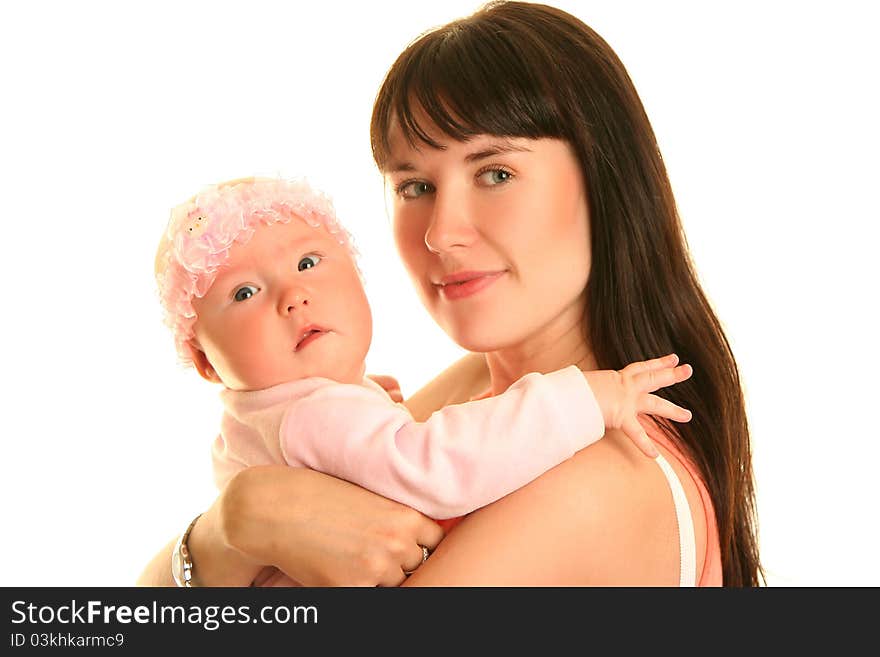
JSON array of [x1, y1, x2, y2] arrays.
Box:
[[295, 327, 327, 351]]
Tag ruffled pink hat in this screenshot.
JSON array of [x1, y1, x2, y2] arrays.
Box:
[[155, 177, 358, 366]]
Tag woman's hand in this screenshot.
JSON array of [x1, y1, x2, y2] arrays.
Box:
[[583, 353, 693, 458], [218, 465, 444, 586]]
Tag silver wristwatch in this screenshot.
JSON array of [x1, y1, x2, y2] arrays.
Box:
[[171, 513, 202, 587]]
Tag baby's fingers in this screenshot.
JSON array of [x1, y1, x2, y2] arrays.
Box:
[[641, 394, 693, 423], [621, 353, 679, 376], [632, 363, 693, 394], [622, 417, 660, 458], [367, 374, 404, 402]]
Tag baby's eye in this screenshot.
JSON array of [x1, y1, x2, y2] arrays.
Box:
[[233, 285, 259, 302], [397, 180, 435, 199], [298, 255, 322, 271], [476, 168, 514, 186]]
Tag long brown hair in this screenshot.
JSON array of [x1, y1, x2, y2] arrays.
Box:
[[370, 1, 762, 586]]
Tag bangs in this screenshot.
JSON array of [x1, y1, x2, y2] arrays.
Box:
[[371, 14, 573, 169]]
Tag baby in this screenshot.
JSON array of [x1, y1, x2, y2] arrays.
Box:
[[155, 177, 692, 585]]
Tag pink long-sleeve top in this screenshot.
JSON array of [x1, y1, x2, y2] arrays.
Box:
[[212, 365, 603, 519]]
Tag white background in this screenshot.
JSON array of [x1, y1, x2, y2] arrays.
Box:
[[1, 1, 877, 587]]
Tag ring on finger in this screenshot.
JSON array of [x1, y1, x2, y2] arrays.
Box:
[[403, 545, 431, 576]]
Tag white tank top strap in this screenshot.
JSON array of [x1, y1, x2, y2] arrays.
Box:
[[654, 453, 697, 587]]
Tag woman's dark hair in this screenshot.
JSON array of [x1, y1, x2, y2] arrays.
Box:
[[370, 1, 762, 585]]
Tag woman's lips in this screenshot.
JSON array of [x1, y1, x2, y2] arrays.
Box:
[[435, 271, 506, 301]]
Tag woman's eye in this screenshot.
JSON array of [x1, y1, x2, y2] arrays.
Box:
[[298, 255, 322, 271], [477, 168, 514, 186], [233, 285, 258, 302], [397, 180, 435, 199]]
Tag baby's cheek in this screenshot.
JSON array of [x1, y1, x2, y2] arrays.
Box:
[[354, 296, 374, 354], [226, 336, 278, 388]]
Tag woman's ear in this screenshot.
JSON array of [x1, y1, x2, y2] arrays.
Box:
[[190, 341, 222, 384]]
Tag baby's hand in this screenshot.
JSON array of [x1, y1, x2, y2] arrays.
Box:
[[583, 353, 693, 459], [367, 374, 404, 403]]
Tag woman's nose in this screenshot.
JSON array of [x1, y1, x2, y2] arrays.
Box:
[[424, 191, 476, 254]]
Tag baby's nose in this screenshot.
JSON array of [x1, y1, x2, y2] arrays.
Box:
[[280, 288, 310, 314]]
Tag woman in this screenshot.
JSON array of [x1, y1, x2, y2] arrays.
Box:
[[139, 1, 761, 587]]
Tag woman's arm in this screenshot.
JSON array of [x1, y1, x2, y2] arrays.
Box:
[[403, 429, 706, 586], [137, 465, 444, 587], [136, 515, 259, 587], [136, 537, 181, 587]]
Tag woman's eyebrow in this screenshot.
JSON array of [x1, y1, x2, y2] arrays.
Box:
[[386, 141, 533, 173], [464, 142, 533, 163], [387, 161, 417, 174]]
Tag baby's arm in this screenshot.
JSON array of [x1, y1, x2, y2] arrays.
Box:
[[281, 365, 598, 519], [281, 354, 691, 519]]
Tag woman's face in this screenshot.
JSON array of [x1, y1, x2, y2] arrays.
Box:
[[384, 127, 592, 353]]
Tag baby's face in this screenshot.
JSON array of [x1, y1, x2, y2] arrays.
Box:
[[191, 218, 372, 391]]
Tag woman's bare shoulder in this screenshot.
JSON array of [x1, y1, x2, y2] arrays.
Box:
[[403, 352, 490, 422], [408, 429, 696, 586]]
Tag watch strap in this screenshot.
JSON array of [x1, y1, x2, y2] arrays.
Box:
[[172, 513, 202, 587]]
